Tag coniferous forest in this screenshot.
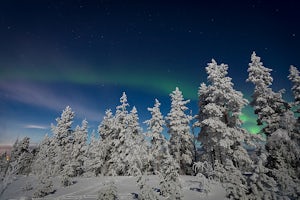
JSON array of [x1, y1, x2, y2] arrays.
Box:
[[1, 52, 300, 199]]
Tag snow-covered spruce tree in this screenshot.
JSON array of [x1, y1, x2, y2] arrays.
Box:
[[97, 109, 115, 175], [159, 142, 182, 200], [265, 129, 300, 198], [71, 119, 88, 176], [108, 92, 129, 175], [100, 92, 146, 175], [144, 99, 166, 174], [222, 159, 249, 200], [15, 150, 33, 176], [247, 52, 290, 136], [197, 59, 253, 199], [247, 53, 300, 198], [32, 134, 52, 176], [84, 131, 104, 176], [123, 106, 148, 175], [166, 87, 194, 175], [50, 106, 75, 175], [288, 65, 300, 117], [99, 109, 115, 141], [288, 65, 300, 145], [20, 137, 33, 175], [248, 159, 277, 199], [198, 59, 252, 170], [7, 137, 33, 175], [287, 66, 300, 184], [101, 93, 129, 175], [61, 161, 74, 187], [33, 143, 55, 197]]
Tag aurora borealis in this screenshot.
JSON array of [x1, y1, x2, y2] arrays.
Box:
[[0, 1, 299, 145]]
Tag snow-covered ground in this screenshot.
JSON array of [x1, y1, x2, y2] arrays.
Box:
[[1, 175, 226, 200]]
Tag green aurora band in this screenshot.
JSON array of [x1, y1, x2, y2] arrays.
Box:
[[0, 64, 262, 134], [0, 64, 196, 100]]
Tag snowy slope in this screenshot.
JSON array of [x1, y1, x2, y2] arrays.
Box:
[[1, 175, 226, 200]]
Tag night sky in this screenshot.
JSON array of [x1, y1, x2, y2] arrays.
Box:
[[0, 0, 299, 146]]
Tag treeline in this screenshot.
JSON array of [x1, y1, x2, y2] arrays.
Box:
[[0, 52, 299, 199]]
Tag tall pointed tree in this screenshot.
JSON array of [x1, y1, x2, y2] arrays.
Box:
[[198, 59, 252, 170], [71, 119, 88, 176], [50, 106, 75, 175], [288, 65, 300, 145], [247, 53, 300, 198], [288, 65, 300, 122], [144, 99, 166, 174], [105, 92, 130, 175], [100, 92, 146, 175], [124, 106, 148, 175], [166, 87, 194, 174], [247, 52, 290, 136], [98, 109, 115, 175]]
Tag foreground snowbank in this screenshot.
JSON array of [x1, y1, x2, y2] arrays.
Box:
[[1, 175, 226, 200]]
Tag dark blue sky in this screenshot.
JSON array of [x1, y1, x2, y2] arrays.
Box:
[[0, 0, 299, 145]]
